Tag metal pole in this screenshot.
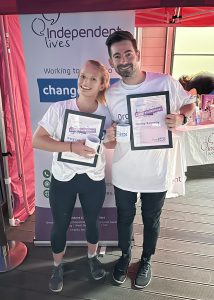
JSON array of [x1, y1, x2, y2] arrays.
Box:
[[0, 137, 27, 272], [0, 85, 15, 225], [0, 199, 27, 273]]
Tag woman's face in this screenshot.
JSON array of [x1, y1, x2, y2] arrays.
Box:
[[78, 62, 104, 99]]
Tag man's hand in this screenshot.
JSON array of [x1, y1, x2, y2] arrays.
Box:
[[165, 113, 184, 130], [106, 122, 117, 142]]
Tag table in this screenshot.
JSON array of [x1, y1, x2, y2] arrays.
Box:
[[166, 124, 214, 198], [177, 124, 214, 166]]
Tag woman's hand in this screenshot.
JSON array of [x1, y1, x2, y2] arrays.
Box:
[[72, 140, 96, 157]]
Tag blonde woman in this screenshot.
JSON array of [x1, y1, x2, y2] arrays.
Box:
[[32, 60, 111, 292]]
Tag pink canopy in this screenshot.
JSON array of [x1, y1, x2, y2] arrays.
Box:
[[136, 7, 214, 27], [0, 1, 213, 27]]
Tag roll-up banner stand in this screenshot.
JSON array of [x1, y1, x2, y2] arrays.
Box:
[[19, 11, 135, 245]]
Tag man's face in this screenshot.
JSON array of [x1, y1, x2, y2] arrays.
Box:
[[109, 40, 140, 78]]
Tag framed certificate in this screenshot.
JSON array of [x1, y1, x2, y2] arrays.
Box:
[[58, 109, 105, 167], [127, 91, 172, 150]]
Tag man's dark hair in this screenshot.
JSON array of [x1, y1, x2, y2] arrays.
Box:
[[105, 30, 138, 57]]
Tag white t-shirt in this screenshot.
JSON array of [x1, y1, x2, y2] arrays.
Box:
[[38, 99, 112, 181], [106, 72, 195, 192]]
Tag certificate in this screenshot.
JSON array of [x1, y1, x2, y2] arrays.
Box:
[[58, 109, 105, 167], [127, 91, 172, 150]]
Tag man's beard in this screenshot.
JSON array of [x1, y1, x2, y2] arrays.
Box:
[[116, 63, 135, 78]]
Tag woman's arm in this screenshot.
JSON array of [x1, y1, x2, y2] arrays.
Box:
[[32, 126, 96, 157], [32, 126, 70, 152]]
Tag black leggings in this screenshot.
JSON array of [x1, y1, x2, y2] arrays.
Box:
[[49, 174, 106, 254]]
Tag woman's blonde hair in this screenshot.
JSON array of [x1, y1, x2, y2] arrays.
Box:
[[87, 60, 110, 104]]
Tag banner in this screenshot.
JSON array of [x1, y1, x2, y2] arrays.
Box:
[[19, 11, 135, 244]]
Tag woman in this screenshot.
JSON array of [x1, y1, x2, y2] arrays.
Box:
[[32, 60, 111, 292], [179, 71, 214, 101]]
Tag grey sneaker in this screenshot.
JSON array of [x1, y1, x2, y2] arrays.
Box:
[[88, 255, 106, 280], [134, 257, 152, 289], [49, 264, 63, 292]]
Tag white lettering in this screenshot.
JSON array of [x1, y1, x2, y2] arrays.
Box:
[[42, 85, 77, 97]]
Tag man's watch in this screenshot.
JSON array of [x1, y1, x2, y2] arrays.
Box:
[[180, 113, 189, 125]]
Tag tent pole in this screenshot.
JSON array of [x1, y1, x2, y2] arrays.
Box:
[[164, 27, 175, 75], [0, 132, 27, 272], [0, 15, 31, 222], [0, 87, 15, 225]]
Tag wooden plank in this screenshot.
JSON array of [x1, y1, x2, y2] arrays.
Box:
[[159, 227, 214, 244], [157, 237, 214, 256], [129, 259, 214, 285], [0, 286, 79, 300], [160, 210, 214, 224], [134, 218, 214, 234], [163, 203, 214, 215], [130, 245, 214, 269], [147, 277, 214, 300], [166, 197, 214, 208], [0, 267, 191, 300], [162, 219, 214, 234]]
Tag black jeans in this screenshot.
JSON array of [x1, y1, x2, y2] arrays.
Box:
[[49, 174, 106, 253], [114, 186, 166, 257]]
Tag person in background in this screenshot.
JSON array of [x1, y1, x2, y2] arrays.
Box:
[[105, 30, 195, 289], [179, 71, 214, 99], [32, 60, 112, 293]]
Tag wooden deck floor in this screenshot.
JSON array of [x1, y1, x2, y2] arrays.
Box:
[[1, 165, 214, 300]]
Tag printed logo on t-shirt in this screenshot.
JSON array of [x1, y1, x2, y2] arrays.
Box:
[[118, 113, 129, 122]]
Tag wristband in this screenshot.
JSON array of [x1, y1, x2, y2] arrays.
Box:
[[180, 113, 189, 125]]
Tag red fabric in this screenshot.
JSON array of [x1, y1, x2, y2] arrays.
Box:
[[0, 0, 213, 15], [0, 16, 35, 221], [135, 7, 214, 27]]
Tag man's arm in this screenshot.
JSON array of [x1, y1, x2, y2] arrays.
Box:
[[103, 125, 116, 149], [180, 103, 196, 118], [165, 103, 196, 129], [103, 141, 116, 149]]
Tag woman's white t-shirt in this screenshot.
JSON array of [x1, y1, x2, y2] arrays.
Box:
[[38, 99, 112, 181]]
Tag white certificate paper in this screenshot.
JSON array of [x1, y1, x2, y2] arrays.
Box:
[[58, 109, 105, 166], [127, 91, 172, 150]]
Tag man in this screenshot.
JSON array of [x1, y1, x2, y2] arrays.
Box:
[[105, 30, 195, 289]]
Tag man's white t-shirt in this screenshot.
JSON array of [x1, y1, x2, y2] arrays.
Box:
[[38, 99, 112, 181], [106, 72, 195, 192]]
